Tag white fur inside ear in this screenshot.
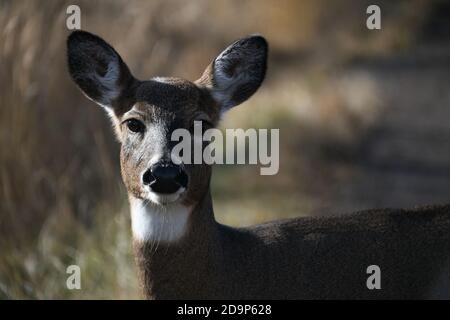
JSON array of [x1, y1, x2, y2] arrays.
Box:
[[212, 55, 242, 110], [210, 44, 258, 111], [129, 197, 190, 243], [94, 58, 121, 106]]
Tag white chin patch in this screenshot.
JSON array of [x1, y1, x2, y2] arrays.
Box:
[[129, 196, 190, 243], [147, 187, 185, 205]]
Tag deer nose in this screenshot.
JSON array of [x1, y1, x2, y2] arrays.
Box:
[[142, 163, 188, 194]]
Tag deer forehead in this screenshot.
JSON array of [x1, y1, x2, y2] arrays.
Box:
[[140, 77, 198, 101], [118, 77, 219, 124]]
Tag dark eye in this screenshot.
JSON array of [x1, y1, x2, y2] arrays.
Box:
[[126, 119, 145, 133]]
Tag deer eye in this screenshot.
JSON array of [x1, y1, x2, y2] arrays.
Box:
[[125, 119, 145, 133]]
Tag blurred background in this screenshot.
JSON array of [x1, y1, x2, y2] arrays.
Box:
[[1, 0, 449, 299]]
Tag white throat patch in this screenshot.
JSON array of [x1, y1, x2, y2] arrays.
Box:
[[129, 197, 191, 243]]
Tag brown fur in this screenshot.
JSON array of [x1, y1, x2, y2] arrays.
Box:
[[116, 79, 218, 204], [134, 198, 450, 299], [67, 31, 450, 300]]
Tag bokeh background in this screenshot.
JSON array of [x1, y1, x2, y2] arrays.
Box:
[[1, 0, 449, 299]]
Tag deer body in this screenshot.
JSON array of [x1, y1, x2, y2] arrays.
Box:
[[67, 31, 450, 299], [133, 191, 450, 299]]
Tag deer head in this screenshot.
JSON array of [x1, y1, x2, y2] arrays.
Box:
[[67, 31, 267, 241]]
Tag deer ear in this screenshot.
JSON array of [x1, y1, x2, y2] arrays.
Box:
[[197, 35, 268, 111], [67, 31, 136, 113]]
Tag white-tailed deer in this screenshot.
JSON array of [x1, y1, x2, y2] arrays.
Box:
[[67, 31, 450, 299]]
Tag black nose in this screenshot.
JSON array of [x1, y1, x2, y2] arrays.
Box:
[[142, 163, 188, 194]]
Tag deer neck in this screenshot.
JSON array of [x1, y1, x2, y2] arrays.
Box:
[[129, 191, 221, 299]]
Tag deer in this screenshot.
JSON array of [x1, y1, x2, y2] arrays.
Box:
[[67, 30, 450, 299]]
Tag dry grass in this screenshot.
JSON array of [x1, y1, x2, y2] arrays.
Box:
[[0, 0, 441, 299]]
